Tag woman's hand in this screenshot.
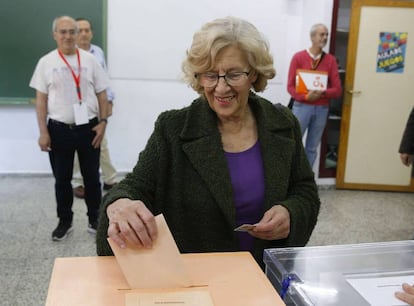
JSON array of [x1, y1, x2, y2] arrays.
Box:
[[250, 205, 290, 240], [395, 283, 414, 305], [106, 198, 158, 249]]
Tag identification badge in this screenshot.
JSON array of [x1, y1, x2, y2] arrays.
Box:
[[73, 103, 89, 125]]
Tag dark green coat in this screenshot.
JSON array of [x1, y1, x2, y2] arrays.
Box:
[[399, 107, 414, 177], [96, 93, 320, 266]]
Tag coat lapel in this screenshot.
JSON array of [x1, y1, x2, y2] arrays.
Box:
[[260, 127, 296, 210], [249, 98, 297, 211], [181, 99, 236, 228]]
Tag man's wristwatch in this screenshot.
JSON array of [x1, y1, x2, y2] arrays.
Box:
[[100, 118, 108, 124]]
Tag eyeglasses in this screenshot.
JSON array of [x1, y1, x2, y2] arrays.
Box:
[[196, 71, 250, 87], [56, 29, 77, 36]]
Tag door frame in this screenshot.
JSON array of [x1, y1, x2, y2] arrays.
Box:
[[336, 0, 414, 191], [318, 0, 340, 178]]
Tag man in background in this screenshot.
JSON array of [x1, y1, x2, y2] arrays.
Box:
[[72, 17, 118, 199], [30, 16, 109, 240], [287, 23, 342, 167]]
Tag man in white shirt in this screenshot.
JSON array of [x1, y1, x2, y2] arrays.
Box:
[[72, 17, 118, 199], [30, 16, 109, 241]]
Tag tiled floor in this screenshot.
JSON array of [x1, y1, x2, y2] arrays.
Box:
[[0, 175, 96, 306], [0, 175, 413, 305]]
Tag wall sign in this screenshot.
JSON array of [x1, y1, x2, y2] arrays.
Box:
[[377, 32, 407, 73]]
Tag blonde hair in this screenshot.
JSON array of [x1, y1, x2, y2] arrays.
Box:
[[182, 16, 276, 94]]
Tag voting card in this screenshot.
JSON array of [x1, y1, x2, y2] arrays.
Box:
[[234, 224, 256, 232]]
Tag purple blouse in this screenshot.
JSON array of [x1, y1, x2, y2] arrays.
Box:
[[225, 141, 265, 251]]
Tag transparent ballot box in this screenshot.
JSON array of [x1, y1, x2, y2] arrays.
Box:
[[264, 240, 414, 306]]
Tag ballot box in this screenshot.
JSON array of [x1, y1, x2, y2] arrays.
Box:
[[264, 240, 414, 306], [45, 252, 285, 306]]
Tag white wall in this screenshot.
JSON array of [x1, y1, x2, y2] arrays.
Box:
[[0, 0, 334, 178]]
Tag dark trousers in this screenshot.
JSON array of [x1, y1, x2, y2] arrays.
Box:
[[48, 118, 101, 223]]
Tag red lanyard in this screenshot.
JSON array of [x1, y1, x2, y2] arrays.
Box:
[[311, 57, 321, 70], [58, 48, 82, 103]]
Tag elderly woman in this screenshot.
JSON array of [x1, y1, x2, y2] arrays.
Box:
[[96, 16, 320, 266]]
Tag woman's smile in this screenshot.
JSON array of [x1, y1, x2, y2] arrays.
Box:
[[215, 94, 236, 106]]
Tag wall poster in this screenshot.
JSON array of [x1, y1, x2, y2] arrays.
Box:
[[377, 32, 407, 73]]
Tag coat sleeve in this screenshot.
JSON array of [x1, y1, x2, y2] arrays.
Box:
[[278, 107, 321, 246], [399, 107, 414, 154], [96, 114, 164, 255]]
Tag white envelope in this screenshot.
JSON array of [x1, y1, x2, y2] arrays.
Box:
[[107, 214, 194, 289]]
